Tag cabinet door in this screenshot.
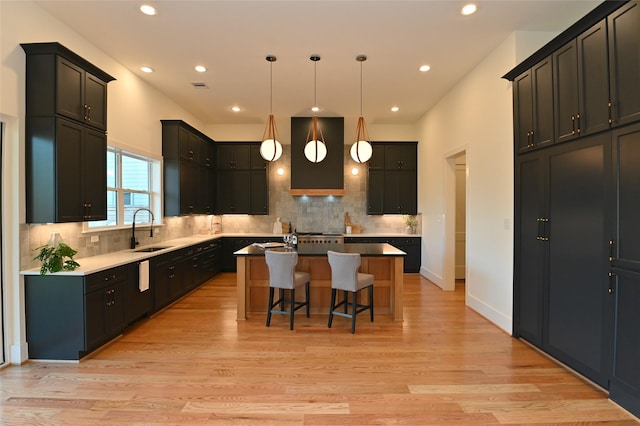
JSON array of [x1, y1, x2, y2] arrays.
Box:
[[553, 41, 579, 143], [577, 20, 610, 136], [250, 170, 268, 215], [179, 127, 196, 160], [514, 153, 545, 346], [179, 160, 197, 214], [233, 170, 251, 213], [368, 143, 385, 170], [125, 263, 152, 324], [82, 127, 107, 221], [233, 145, 251, 169], [384, 144, 416, 170], [514, 70, 534, 152], [609, 1, 640, 127], [56, 118, 84, 222], [56, 57, 84, 124], [84, 72, 108, 130], [198, 166, 214, 214], [532, 58, 554, 148], [106, 281, 127, 336], [545, 134, 611, 387], [85, 287, 108, 351], [215, 170, 235, 213], [398, 171, 417, 215], [367, 169, 384, 215]]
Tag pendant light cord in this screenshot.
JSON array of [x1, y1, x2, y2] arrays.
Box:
[[360, 59, 363, 116]]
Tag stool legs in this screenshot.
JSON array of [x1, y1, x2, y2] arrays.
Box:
[[328, 285, 374, 333], [267, 282, 310, 330]]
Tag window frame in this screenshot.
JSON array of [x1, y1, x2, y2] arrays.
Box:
[[83, 142, 162, 233]]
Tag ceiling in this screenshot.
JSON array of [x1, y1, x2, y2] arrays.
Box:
[[34, 0, 601, 126]]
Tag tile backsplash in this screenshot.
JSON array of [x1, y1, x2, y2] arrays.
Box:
[[20, 145, 419, 270]]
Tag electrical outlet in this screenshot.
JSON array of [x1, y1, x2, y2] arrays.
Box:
[[91, 235, 99, 243]]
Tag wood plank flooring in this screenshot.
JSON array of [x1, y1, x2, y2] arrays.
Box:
[[1, 273, 637, 425]]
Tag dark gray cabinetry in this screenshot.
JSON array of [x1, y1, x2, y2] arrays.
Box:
[[222, 237, 273, 272], [609, 123, 640, 417], [367, 142, 417, 215], [608, 1, 640, 127], [514, 134, 612, 388], [162, 120, 215, 216], [125, 262, 153, 325], [553, 20, 610, 143], [215, 143, 268, 215], [25, 265, 131, 360], [513, 58, 554, 153], [22, 42, 114, 224], [345, 236, 420, 272], [151, 250, 187, 311]]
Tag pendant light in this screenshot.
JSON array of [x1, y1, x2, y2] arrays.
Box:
[[259, 55, 283, 162], [304, 55, 327, 163], [350, 54, 373, 163]]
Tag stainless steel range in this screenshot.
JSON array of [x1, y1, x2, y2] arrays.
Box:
[[296, 233, 344, 244]]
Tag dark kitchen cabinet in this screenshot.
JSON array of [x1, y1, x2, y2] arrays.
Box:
[[21, 42, 113, 131], [215, 143, 268, 215], [25, 265, 130, 360], [367, 142, 417, 215], [151, 250, 186, 311], [609, 123, 640, 416], [22, 42, 114, 224], [608, 0, 640, 128], [162, 120, 216, 216], [222, 237, 273, 272], [513, 57, 554, 152], [553, 20, 610, 143], [85, 267, 128, 352], [26, 116, 107, 223], [201, 239, 223, 281], [514, 133, 613, 388]]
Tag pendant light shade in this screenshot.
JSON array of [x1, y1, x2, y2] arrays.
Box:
[[350, 55, 372, 163], [260, 55, 282, 162], [304, 55, 327, 163]]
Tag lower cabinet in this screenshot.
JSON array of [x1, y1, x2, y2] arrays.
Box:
[[222, 237, 273, 272], [25, 264, 132, 360], [344, 236, 421, 272], [125, 262, 153, 325]]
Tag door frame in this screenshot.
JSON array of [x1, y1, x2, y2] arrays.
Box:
[[443, 146, 468, 292]]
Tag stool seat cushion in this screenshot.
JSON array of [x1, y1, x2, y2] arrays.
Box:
[[265, 250, 308, 290]]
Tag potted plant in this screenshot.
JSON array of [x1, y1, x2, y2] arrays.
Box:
[[404, 215, 418, 234], [33, 242, 80, 275]]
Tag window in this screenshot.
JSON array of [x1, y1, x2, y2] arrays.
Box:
[[86, 146, 161, 230]]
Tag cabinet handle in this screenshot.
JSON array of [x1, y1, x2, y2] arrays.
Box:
[[576, 113, 581, 134], [609, 240, 616, 263], [84, 104, 88, 120], [86, 105, 91, 122], [608, 271, 616, 294], [608, 102, 614, 124], [571, 115, 576, 135]]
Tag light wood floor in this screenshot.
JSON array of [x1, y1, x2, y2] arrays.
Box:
[[1, 273, 638, 425]]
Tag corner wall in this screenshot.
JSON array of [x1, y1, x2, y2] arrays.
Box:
[[416, 31, 558, 333]]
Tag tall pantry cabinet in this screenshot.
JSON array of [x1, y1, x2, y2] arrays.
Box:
[[506, 0, 640, 417], [21, 42, 115, 223]]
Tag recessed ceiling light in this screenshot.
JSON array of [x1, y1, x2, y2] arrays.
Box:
[[311, 106, 320, 112], [140, 66, 153, 73], [419, 65, 431, 72], [140, 4, 157, 15], [231, 106, 241, 112], [194, 65, 207, 73], [391, 106, 399, 112], [461, 4, 477, 16]]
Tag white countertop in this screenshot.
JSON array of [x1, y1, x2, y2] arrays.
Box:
[[21, 232, 421, 276]]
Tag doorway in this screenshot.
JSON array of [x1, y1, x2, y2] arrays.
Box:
[[443, 148, 468, 293]]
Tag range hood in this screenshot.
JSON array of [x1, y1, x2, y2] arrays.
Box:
[[290, 117, 344, 196]]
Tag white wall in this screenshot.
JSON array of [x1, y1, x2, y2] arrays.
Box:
[[0, 1, 206, 364], [415, 31, 558, 333]]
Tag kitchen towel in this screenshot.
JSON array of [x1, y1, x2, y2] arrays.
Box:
[[139, 260, 149, 292]]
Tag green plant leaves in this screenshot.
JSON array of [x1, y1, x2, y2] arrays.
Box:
[[33, 243, 80, 275]]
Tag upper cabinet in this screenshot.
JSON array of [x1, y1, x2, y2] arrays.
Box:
[[608, 1, 640, 127], [553, 20, 610, 143], [22, 43, 114, 131], [22, 42, 115, 223], [505, 1, 640, 155], [162, 120, 216, 216], [513, 58, 554, 153], [367, 142, 417, 215]]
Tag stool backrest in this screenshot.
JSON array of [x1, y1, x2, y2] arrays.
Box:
[[327, 250, 361, 292], [265, 250, 299, 289]]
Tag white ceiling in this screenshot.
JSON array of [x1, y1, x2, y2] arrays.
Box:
[[34, 0, 601, 126]]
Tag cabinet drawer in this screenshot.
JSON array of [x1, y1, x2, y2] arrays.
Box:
[[85, 265, 129, 292]]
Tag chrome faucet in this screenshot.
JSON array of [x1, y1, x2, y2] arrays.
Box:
[[130, 208, 155, 249]]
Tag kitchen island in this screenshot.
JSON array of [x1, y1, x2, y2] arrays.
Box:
[[234, 243, 406, 321]]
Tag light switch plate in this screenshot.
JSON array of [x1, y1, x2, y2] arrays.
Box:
[[91, 235, 99, 243]]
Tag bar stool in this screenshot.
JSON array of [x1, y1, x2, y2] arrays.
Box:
[[264, 250, 310, 330], [327, 250, 374, 333]]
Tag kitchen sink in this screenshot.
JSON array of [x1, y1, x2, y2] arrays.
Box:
[[134, 246, 171, 252]]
